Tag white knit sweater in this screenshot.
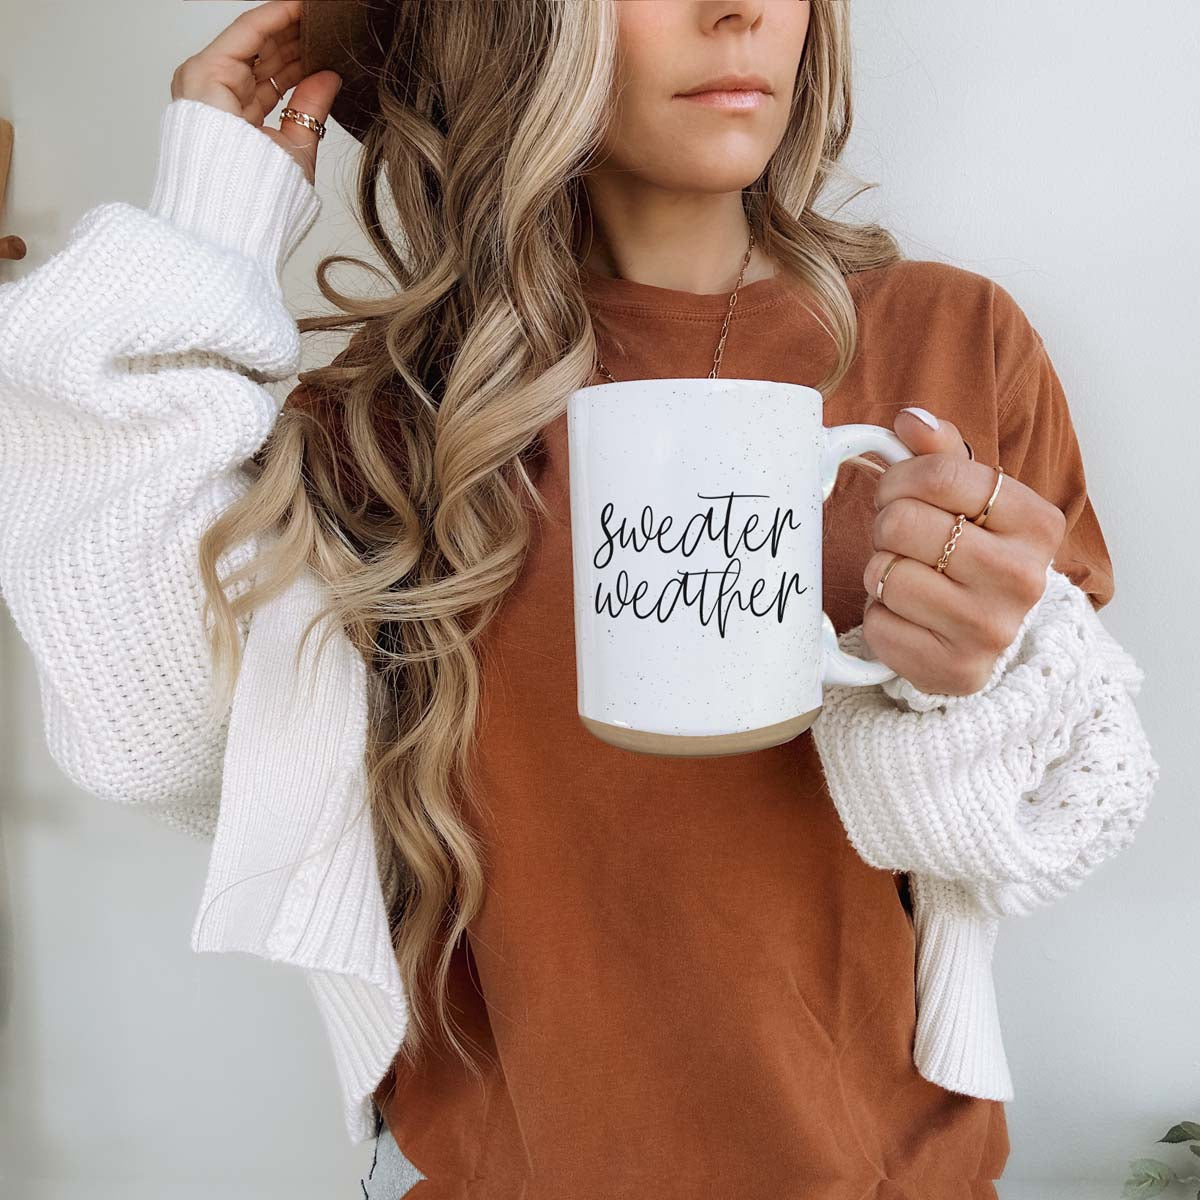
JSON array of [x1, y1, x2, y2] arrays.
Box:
[[0, 97, 1160, 1145]]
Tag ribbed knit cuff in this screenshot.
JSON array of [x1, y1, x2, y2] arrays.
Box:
[[306, 970, 412, 1146], [147, 97, 322, 282], [909, 873, 1015, 1101]]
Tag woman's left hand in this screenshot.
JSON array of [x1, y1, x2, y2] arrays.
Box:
[[861, 407, 1068, 696]]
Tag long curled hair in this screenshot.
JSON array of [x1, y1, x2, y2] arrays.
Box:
[[197, 0, 902, 1078]]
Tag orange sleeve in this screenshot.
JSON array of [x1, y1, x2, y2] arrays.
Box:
[[992, 303, 1116, 612]]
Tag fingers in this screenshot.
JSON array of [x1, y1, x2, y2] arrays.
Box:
[[869, 492, 1051, 596], [250, 29, 301, 93], [250, 35, 305, 118], [893, 407, 971, 459], [874, 450, 1063, 549], [202, 0, 302, 64], [270, 70, 344, 174], [860, 598, 992, 696], [864, 551, 967, 645], [861, 405, 1065, 695], [861, 549, 1033, 650], [872, 495, 994, 586], [252, 28, 301, 76], [172, 0, 303, 118]]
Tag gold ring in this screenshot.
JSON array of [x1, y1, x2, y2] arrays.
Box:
[[876, 552, 905, 602], [971, 465, 1005, 528], [268, 74, 284, 101], [280, 106, 326, 140], [936, 513, 968, 573]]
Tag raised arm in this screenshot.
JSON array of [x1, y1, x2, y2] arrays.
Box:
[[0, 96, 321, 837]]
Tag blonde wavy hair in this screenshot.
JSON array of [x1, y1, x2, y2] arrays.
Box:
[[198, 0, 902, 1082]]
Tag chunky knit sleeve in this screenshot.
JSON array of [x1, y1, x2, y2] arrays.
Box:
[[815, 563, 1157, 914], [811, 307, 1159, 918], [0, 98, 321, 838]]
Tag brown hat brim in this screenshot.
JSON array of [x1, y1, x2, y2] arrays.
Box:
[[300, 0, 392, 143]]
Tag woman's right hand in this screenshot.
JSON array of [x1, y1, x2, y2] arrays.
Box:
[[169, 0, 342, 186]]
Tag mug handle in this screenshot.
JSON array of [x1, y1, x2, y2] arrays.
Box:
[[818, 422, 916, 688]]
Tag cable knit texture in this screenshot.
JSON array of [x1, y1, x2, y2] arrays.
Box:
[[0, 96, 1159, 1140]]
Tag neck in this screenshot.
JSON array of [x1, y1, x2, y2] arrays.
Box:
[[580, 176, 776, 292]]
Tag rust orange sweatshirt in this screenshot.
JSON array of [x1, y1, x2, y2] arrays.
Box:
[[373, 257, 1114, 1200]]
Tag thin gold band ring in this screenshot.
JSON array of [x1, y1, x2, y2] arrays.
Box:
[[249, 51, 285, 102], [874, 449, 1001, 601], [971, 465, 1005, 528], [876, 552, 905, 601]]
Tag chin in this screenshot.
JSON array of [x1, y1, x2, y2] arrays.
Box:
[[661, 130, 773, 182], [660, 158, 771, 194]]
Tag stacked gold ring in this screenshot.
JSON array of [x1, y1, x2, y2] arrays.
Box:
[[935, 513, 968, 573], [279, 106, 327, 140], [250, 58, 283, 102], [249, 51, 299, 114], [876, 552, 904, 600], [971, 465, 1005, 529], [874, 461, 1007, 601]]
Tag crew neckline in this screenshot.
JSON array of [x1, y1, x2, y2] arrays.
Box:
[[579, 260, 803, 317]]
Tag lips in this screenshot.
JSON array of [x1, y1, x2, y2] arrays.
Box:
[[675, 73, 773, 97]]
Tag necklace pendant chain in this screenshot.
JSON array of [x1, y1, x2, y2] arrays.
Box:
[[594, 229, 756, 385]]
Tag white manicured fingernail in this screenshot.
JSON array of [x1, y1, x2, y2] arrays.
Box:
[[900, 406, 940, 431]]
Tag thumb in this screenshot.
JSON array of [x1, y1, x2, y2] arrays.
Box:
[[265, 69, 343, 183], [893, 406, 971, 458]]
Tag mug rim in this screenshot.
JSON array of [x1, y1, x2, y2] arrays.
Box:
[[568, 377, 822, 403]]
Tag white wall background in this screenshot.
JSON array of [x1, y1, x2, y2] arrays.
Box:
[[0, 2, 1195, 1198]]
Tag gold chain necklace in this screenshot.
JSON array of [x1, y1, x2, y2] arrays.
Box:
[[593, 229, 756, 383]]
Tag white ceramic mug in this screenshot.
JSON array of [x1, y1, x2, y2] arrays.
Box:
[[566, 376, 916, 757]]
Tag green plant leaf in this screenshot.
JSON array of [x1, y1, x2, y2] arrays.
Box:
[[1161, 1122, 1200, 1143], [1123, 1159, 1177, 1198]]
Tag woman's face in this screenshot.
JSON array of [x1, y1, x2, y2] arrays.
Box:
[[602, 0, 811, 192]]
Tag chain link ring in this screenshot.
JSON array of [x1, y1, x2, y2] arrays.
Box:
[[279, 106, 326, 140]]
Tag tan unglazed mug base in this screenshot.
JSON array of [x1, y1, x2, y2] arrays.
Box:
[[581, 704, 824, 758]]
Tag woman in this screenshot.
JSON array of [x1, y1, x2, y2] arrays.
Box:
[[0, 1, 1157, 1197]]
